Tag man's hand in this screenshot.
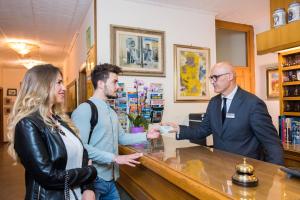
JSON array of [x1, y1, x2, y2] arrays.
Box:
[[160, 122, 179, 133], [82, 190, 95, 200], [147, 127, 160, 139], [114, 153, 143, 167]]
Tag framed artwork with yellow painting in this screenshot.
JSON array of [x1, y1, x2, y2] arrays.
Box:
[[266, 68, 279, 98], [174, 44, 210, 102]]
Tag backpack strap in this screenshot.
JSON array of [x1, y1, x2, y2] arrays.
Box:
[[85, 100, 98, 144]]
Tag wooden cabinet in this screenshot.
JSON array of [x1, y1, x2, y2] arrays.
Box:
[[256, 0, 300, 55], [279, 48, 300, 116]]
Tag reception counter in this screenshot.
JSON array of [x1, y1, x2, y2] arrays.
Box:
[[283, 143, 300, 168], [118, 136, 300, 200]]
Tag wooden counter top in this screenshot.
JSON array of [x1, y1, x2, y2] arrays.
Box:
[[283, 143, 300, 168], [119, 136, 300, 200]]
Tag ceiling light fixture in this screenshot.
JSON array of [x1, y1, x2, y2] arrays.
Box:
[[20, 59, 44, 69], [7, 41, 39, 56]]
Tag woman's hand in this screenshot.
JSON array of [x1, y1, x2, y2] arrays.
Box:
[[82, 190, 95, 200]]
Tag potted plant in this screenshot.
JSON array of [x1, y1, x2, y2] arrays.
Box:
[[128, 79, 149, 133], [127, 113, 149, 133]]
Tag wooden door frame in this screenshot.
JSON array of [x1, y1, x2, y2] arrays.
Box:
[[78, 68, 87, 104], [215, 20, 255, 93], [0, 87, 3, 143]]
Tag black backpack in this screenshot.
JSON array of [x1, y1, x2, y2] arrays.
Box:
[[68, 100, 98, 144], [85, 100, 98, 144]]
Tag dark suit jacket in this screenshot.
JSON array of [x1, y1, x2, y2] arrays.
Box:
[[179, 87, 284, 165]]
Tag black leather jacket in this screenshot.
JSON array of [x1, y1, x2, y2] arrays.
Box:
[[14, 113, 97, 200]]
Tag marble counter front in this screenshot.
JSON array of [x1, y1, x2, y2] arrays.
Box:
[[118, 135, 300, 200]]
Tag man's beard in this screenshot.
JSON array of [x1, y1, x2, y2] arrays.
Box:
[[106, 94, 117, 99], [104, 85, 117, 99]]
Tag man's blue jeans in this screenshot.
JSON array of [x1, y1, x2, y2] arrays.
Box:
[[94, 177, 120, 200]]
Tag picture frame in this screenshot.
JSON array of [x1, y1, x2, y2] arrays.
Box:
[[174, 44, 210, 102], [266, 68, 279, 98], [66, 80, 77, 113], [111, 25, 165, 77], [7, 88, 17, 96], [4, 107, 11, 115], [4, 97, 12, 105]]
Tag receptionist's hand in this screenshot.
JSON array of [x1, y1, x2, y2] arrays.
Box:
[[160, 122, 180, 133]]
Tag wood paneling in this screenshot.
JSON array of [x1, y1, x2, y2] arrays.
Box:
[[118, 165, 198, 200], [0, 88, 3, 143], [283, 143, 300, 167]]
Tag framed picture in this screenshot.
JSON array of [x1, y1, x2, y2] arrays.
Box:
[[4, 97, 12, 105], [86, 26, 93, 51], [7, 88, 17, 96], [266, 68, 279, 98], [174, 44, 210, 102], [4, 107, 11, 115], [66, 80, 77, 113], [111, 25, 165, 77]]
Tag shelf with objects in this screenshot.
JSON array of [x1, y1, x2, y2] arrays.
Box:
[[278, 48, 300, 167], [278, 49, 300, 140]]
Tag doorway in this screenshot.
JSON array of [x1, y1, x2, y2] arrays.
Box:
[[0, 87, 3, 143], [78, 69, 87, 104], [216, 20, 255, 93]]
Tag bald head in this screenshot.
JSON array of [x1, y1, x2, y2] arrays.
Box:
[[210, 62, 237, 96], [211, 62, 236, 78]]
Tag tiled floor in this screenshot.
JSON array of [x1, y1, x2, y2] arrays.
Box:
[[0, 143, 25, 200]]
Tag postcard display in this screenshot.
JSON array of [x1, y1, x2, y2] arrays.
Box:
[[108, 83, 164, 131]]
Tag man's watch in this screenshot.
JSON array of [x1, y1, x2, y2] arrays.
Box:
[[175, 132, 179, 140]]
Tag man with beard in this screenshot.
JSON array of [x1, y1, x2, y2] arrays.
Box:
[[72, 63, 160, 200]]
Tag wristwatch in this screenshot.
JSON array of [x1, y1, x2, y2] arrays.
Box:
[[175, 132, 180, 140], [175, 126, 180, 140]]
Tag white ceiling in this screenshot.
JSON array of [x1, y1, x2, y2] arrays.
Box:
[[139, 0, 269, 26], [0, 0, 92, 68], [0, 0, 269, 69]]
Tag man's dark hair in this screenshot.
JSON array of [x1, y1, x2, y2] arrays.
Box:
[[91, 63, 122, 89]]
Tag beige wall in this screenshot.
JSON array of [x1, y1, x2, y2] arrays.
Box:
[[63, 0, 94, 85], [254, 17, 280, 131], [62, 0, 280, 140], [1, 66, 27, 141]]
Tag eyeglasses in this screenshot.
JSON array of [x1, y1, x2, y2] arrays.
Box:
[[209, 73, 230, 82]]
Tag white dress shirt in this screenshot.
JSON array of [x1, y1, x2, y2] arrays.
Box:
[[221, 85, 238, 112]]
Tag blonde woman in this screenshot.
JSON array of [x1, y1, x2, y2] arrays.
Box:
[[7, 64, 97, 200]]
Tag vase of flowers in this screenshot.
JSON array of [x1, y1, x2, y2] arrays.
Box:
[[128, 79, 149, 133]]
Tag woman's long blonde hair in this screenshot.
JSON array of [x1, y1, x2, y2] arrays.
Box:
[[7, 64, 78, 161]]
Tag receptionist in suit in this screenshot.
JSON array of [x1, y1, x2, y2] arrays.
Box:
[[164, 62, 284, 165]]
